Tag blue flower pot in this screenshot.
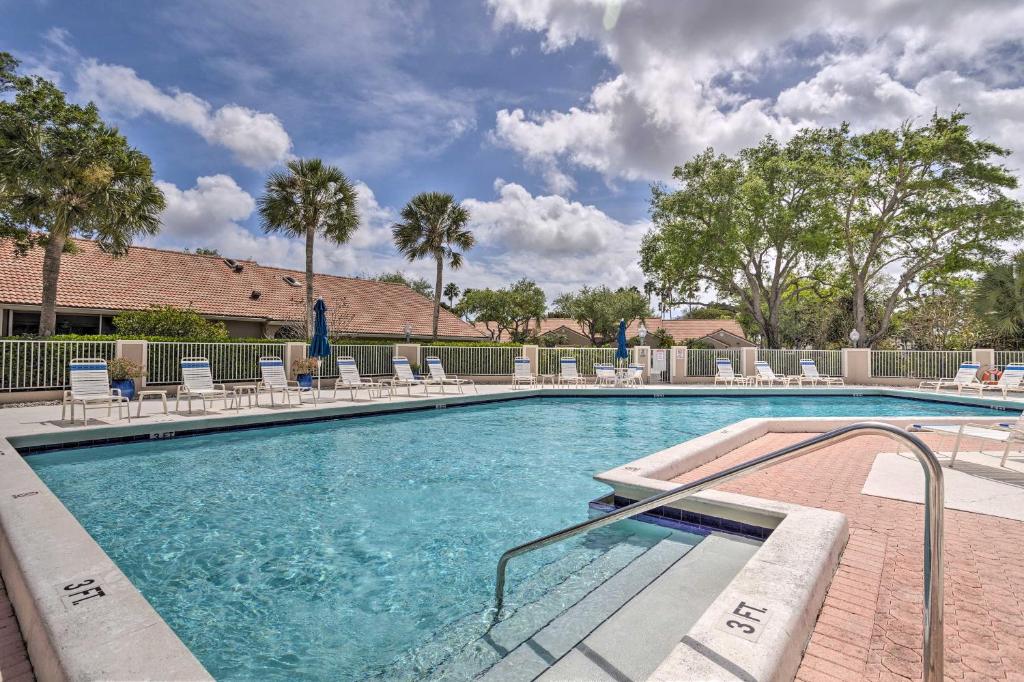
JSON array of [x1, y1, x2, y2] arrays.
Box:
[[297, 374, 313, 388], [111, 378, 136, 400]]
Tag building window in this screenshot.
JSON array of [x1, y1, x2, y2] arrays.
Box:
[[9, 311, 102, 336]]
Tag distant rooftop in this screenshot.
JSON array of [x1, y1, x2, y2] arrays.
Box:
[[0, 238, 487, 340]]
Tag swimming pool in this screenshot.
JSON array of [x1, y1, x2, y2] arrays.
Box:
[[28, 396, 997, 679]]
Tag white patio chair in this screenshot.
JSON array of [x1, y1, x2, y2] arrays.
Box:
[[798, 359, 845, 387], [918, 362, 981, 394], [424, 356, 477, 394], [977, 363, 1024, 399], [754, 361, 793, 387], [61, 358, 131, 426], [627, 363, 645, 386], [334, 356, 387, 400], [512, 357, 537, 389], [259, 356, 317, 407], [594, 363, 617, 387], [176, 357, 234, 414], [910, 414, 1024, 467], [713, 359, 748, 386], [557, 357, 587, 386], [389, 357, 429, 396]]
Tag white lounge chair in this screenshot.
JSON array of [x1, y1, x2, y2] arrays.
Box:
[[424, 356, 477, 394], [389, 357, 429, 396], [754, 361, 792, 387], [713, 358, 748, 386], [62, 358, 131, 425], [259, 356, 317, 406], [977, 363, 1024, 398], [627, 363, 645, 386], [334, 356, 387, 400], [176, 357, 234, 414], [512, 357, 537, 388], [918, 362, 981, 394], [798, 359, 845, 387], [594, 363, 617, 387], [910, 414, 1024, 467], [557, 357, 587, 386]]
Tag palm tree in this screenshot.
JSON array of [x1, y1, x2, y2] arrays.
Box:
[[0, 55, 166, 336], [974, 252, 1024, 343], [392, 193, 474, 340], [444, 282, 460, 308], [258, 159, 360, 337]]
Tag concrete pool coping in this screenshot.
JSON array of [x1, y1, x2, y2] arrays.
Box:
[[0, 385, 1016, 681]]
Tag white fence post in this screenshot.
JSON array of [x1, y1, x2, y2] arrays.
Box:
[[741, 347, 757, 377], [671, 346, 687, 383], [844, 348, 870, 384], [973, 348, 995, 371], [115, 339, 148, 389]]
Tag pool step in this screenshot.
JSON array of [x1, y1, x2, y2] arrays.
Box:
[[528, 533, 761, 681], [370, 522, 673, 681], [423, 523, 682, 680]]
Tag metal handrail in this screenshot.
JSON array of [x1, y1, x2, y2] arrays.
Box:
[[494, 421, 944, 681]]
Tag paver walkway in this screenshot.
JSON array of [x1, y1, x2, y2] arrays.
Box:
[[0, 578, 32, 682], [671, 432, 1024, 681]]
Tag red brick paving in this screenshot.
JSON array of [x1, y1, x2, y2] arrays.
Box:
[[670, 432, 1024, 681], [0, 578, 32, 682]]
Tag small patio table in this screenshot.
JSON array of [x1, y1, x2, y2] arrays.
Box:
[[135, 390, 168, 417]]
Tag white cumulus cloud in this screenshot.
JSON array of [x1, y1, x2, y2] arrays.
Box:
[[488, 0, 1024, 192], [76, 60, 293, 169]]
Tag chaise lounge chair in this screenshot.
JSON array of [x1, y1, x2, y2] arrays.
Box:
[[627, 363, 645, 386], [909, 413, 1024, 468], [176, 357, 235, 414], [389, 357, 429, 396], [62, 358, 131, 426], [918, 362, 981, 394], [798, 359, 845, 387], [424, 356, 477, 394], [754, 361, 793, 387], [334, 356, 387, 400], [557, 357, 588, 386], [977, 363, 1024, 399], [512, 357, 537, 388], [713, 358, 748, 386], [259, 356, 317, 407]]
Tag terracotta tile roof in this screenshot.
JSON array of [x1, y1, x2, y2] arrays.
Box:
[[0, 238, 487, 340], [486, 317, 748, 343]]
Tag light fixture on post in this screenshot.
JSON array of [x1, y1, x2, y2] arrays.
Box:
[[403, 322, 412, 343], [637, 321, 648, 345], [849, 328, 861, 348]]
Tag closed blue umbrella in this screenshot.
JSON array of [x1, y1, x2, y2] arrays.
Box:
[[309, 298, 331, 393], [615, 318, 628, 365]]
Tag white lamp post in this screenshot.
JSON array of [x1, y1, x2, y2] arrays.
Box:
[[849, 328, 861, 348], [638, 321, 648, 345], [403, 322, 412, 343]]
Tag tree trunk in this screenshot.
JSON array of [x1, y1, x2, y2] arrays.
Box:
[[305, 227, 315, 339], [852, 275, 867, 348], [39, 232, 67, 337], [432, 256, 443, 341]]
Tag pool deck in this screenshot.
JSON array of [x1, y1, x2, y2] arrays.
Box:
[[2, 383, 1024, 681]]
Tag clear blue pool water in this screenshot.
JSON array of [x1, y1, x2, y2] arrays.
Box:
[[28, 396, 998, 680]]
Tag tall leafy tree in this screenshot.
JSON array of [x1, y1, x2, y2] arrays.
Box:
[[457, 278, 546, 342], [642, 132, 836, 347], [258, 158, 360, 337], [0, 53, 165, 336], [822, 113, 1024, 347], [392, 192, 474, 341], [552, 285, 651, 345]]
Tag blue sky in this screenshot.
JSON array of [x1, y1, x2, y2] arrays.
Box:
[[3, 0, 1023, 299]]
